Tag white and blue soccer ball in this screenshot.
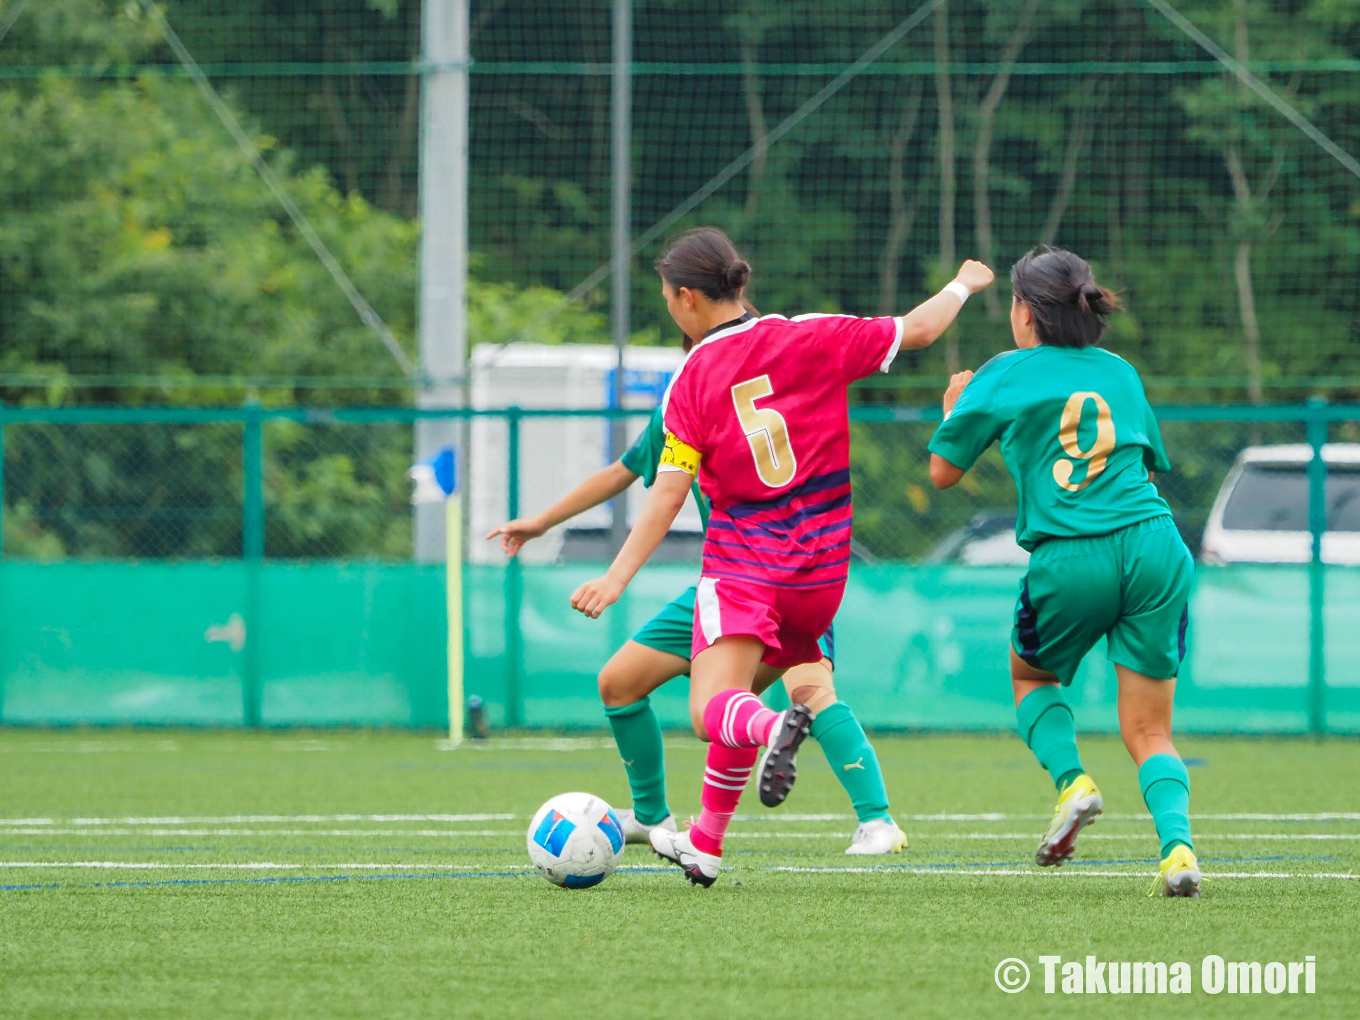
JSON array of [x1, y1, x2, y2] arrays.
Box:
[[526, 792, 625, 889]]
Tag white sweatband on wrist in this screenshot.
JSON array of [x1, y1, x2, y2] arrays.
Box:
[[944, 280, 971, 304]]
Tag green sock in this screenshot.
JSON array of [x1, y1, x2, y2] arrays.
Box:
[[1016, 686, 1085, 792], [810, 702, 890, 823], [603, 697, 669, 825], [1139, 754, 1194, 858]]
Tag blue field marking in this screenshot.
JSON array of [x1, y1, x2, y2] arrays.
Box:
[[953, 854, 1301, 869], [0, 845, 223, 854], [0, 870, 535, 893], [0, 866, 680, 894], [0, 854, 1334, 894]]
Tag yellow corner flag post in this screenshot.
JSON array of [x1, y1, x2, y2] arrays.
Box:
[[446, 488, 464, 745], [410, 447, 463, 745]]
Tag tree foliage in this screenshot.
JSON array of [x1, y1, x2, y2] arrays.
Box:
[[2, 0, 1359, 560]]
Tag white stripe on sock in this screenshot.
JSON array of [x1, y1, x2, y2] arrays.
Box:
[[721, 694, 741, 748], [723, 691, 752, 747], [705, 767, 749, 781], [733, 693, 762, 747]]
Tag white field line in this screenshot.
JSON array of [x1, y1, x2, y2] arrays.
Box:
[[4, 829, 1360, 843], [437, 738, 709, 752], [954, 832, 1360, 841], [2, 812, 1358, 831], [0, 862, 494, 870], [0, 828, 521, 837], [0, 861, 669, 872], [1, 861, 1354, 881], [886, 821, 1360, 826], [770, 867, 1360, 880], [0, 814, 515, 827]]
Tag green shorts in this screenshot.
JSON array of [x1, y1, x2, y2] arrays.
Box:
[[1013, 515, 1193, 685], [632, 585, 835, 667]]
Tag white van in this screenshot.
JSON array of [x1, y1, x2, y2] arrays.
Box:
[[1200, 444, 1360, 565]]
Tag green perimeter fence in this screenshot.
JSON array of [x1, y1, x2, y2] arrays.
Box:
[[0, 403, 1357, 734]]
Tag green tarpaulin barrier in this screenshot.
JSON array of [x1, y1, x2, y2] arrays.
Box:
[[1, 562, 1354, 733]]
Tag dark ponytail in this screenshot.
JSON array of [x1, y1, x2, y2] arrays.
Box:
[[1010, 247, 1121, 348], [656, 227, 751, 302]]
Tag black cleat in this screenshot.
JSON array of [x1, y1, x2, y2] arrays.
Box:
[[757, 703, 814, 807]]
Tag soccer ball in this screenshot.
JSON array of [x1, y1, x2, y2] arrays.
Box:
[[526, 792, 625, 889]]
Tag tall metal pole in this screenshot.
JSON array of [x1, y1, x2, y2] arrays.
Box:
[[416, 0, 470, 563], [608, 0, 632, 554], [242, 401, 265, 727], [1306, 399, 1328, 735]]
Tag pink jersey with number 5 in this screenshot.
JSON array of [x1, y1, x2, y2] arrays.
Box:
[[661, 313, 903, 589]]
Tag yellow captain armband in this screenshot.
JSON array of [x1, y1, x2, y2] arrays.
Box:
[[659, 432, 701, 476]]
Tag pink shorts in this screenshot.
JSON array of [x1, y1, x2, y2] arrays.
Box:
[[691, 576, 845, 671]]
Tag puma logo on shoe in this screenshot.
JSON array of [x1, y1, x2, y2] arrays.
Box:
[[621, 758, 635, 769], [843, 758, 865, 772]]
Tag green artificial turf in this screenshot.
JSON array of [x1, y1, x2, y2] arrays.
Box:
[[1, 729, 1357, 1019]]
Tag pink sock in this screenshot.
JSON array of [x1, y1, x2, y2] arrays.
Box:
[[704, 688, 780, 749], [689, 742, 758, 856]]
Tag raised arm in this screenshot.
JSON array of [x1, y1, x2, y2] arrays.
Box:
[[485, 459, 638, 558], [570, 469, 691, 618], [896, 260, 995, 351]]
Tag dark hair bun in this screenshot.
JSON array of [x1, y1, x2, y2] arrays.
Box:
[[655, 227, 751, 302], [722, 259, 751, 294], [1009, 247, 1122, 348], [1077, 281, 1121, 315]]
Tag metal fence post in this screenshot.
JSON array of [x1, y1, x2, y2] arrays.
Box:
[[505, 407, 524, 727], [0, 400, 5, 726], [1305, 399, 1327, 736], [242, 401, 265, 727]]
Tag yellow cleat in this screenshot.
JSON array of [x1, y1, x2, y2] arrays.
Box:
[[1035, 774, 1103, 867], [1151, 844, 1202, 898]]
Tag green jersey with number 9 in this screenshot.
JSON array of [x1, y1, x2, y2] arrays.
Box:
[[928, 345, 1172, 552]]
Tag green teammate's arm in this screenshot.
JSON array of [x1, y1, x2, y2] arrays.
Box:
[[929, 370, 977, 489], [485, 459, 638, 558], [570, 469, 691, 619]]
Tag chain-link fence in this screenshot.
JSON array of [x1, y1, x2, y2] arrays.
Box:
[[0, 410, 417, 560], [1, 404, 1355, 565], [1, 403, 1358, 732], [2, 2, 1359, 405]]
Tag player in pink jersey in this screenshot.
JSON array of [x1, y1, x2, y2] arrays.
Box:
[[571, 227, 993, 885]]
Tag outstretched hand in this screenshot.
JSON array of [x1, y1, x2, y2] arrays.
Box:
[[484, 517, 545, 558], [570, 576, 625, 619], [942, 370, 974, 418]]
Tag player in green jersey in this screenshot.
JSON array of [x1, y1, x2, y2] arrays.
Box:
[[487, 405, 906, 855], [927, 248, 1200, 897]]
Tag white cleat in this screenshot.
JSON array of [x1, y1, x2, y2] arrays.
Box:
[[615, 809, 678, 845], [844, 817, 909, 856], [649, 826, 721, 888]]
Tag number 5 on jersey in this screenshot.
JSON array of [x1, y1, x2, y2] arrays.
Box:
[[1053, 391, 1115, 492], [732, 375, 797, 487]]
